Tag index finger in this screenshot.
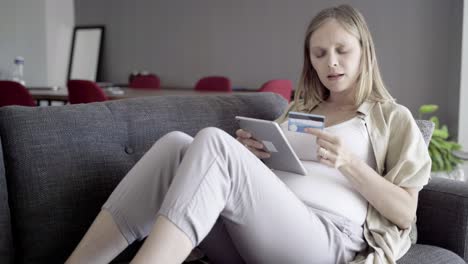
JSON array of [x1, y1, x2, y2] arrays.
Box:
[[236, 129, 252, 138], [305, 128, 337, 143]]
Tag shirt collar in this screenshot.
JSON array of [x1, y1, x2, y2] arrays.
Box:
[[357, 100, 376, 117]]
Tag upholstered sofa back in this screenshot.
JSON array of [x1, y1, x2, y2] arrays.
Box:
[[0, 135, 13, 264], [0, 93, 287, 263]]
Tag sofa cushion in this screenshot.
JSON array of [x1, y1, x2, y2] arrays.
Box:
[[408, 120, 434, 244], [0, 93, 287, 263], [415, 120, 434, 146], [398, 244, 465, 264], [417, 177, 468, 262], [0, 136, 14, 264]]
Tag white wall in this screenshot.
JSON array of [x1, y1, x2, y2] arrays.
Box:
[[45, 0, 75, 87], [0, 0, 74, 87], [0, 0, 47, 85], [75, 0, 463, 136], [459, 0, 468, 149]]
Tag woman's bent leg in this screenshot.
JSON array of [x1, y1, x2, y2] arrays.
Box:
[[197, 218, 245, 264], [132, 216, 246, 264], [65, 210, 128, 264], [66, 131, 193, 264], [130, 215, 193, 264], [133, 127, 361, 264]]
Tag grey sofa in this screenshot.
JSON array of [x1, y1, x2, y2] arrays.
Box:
[[0, 93, 466, 263]]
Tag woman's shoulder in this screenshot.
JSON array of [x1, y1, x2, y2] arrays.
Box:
[[373, 100, 414, 122]]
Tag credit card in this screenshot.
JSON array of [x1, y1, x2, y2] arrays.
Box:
[[288, 111, 325, 133]]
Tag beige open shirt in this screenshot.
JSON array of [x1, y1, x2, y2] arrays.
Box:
[[275, 99, 432, 264]]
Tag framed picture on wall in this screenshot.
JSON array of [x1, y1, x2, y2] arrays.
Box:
[[67, 25, 105, 82]]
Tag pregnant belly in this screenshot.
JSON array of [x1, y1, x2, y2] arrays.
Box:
[[273, 162, 368, 226]]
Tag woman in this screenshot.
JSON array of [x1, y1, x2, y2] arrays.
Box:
[[67, 5, 431, 264]]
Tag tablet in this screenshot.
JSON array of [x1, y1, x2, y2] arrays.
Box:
[[235, 116, 307, 175]]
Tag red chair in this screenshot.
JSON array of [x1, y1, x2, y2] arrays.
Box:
[[67, 80, 108, 104], [129, 74, 161, 89], [258, 79, 293, 102], [0, 81, 35, 107], [194, 76, 231, 92]]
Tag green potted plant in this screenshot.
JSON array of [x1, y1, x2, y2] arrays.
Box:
[[419, 104, 464, 180]]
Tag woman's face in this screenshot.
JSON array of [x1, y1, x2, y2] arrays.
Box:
[[309, 19, 362, 95]]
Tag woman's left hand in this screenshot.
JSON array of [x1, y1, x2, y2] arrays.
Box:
[[305, 128, 357, 169]]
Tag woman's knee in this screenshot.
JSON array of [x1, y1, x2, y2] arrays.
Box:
[[143, 131, 194, 161], [156, 131, 193, 150], [196, 127, 230, 142], [192, 127, 239, 155]]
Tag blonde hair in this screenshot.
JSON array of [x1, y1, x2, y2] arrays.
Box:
[[295, 5, 394, 106]]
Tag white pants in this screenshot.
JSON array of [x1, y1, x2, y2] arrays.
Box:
[[103, 128, 366, 264]]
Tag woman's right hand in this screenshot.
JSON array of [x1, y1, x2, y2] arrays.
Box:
[[236, 129, 271, 159]]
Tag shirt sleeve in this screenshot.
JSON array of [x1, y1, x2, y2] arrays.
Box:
[[383, 105, 432, 191]]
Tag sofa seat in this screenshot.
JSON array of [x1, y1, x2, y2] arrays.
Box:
[[398, 244, 465, 264]]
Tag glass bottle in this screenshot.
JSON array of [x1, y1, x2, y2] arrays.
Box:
[[12, 56, 25, 86]]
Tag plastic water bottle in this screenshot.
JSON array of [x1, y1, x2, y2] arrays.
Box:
[[12, 56, 25, 86]]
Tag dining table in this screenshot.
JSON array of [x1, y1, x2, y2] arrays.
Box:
[[28, 86, 257, 105]]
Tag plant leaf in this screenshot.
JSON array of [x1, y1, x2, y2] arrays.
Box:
[[441, 125, 449, 138], [447, 151, 463, 165], [441, 148, 452, 171], [432, 128, 448, 139], [430, 138, 442, 148], [428, 146, 438, 171], [432, 137, 451, 148], [451, 142, 462, 150], [419, 104, 438, 114], [429, 116, 440, 129], [429, 143, 444, 171]]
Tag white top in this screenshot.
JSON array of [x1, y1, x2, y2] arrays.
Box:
[[275, 116, 377, 225]]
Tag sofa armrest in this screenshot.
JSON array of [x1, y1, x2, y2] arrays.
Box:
[[416, 176, 468, 262]]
